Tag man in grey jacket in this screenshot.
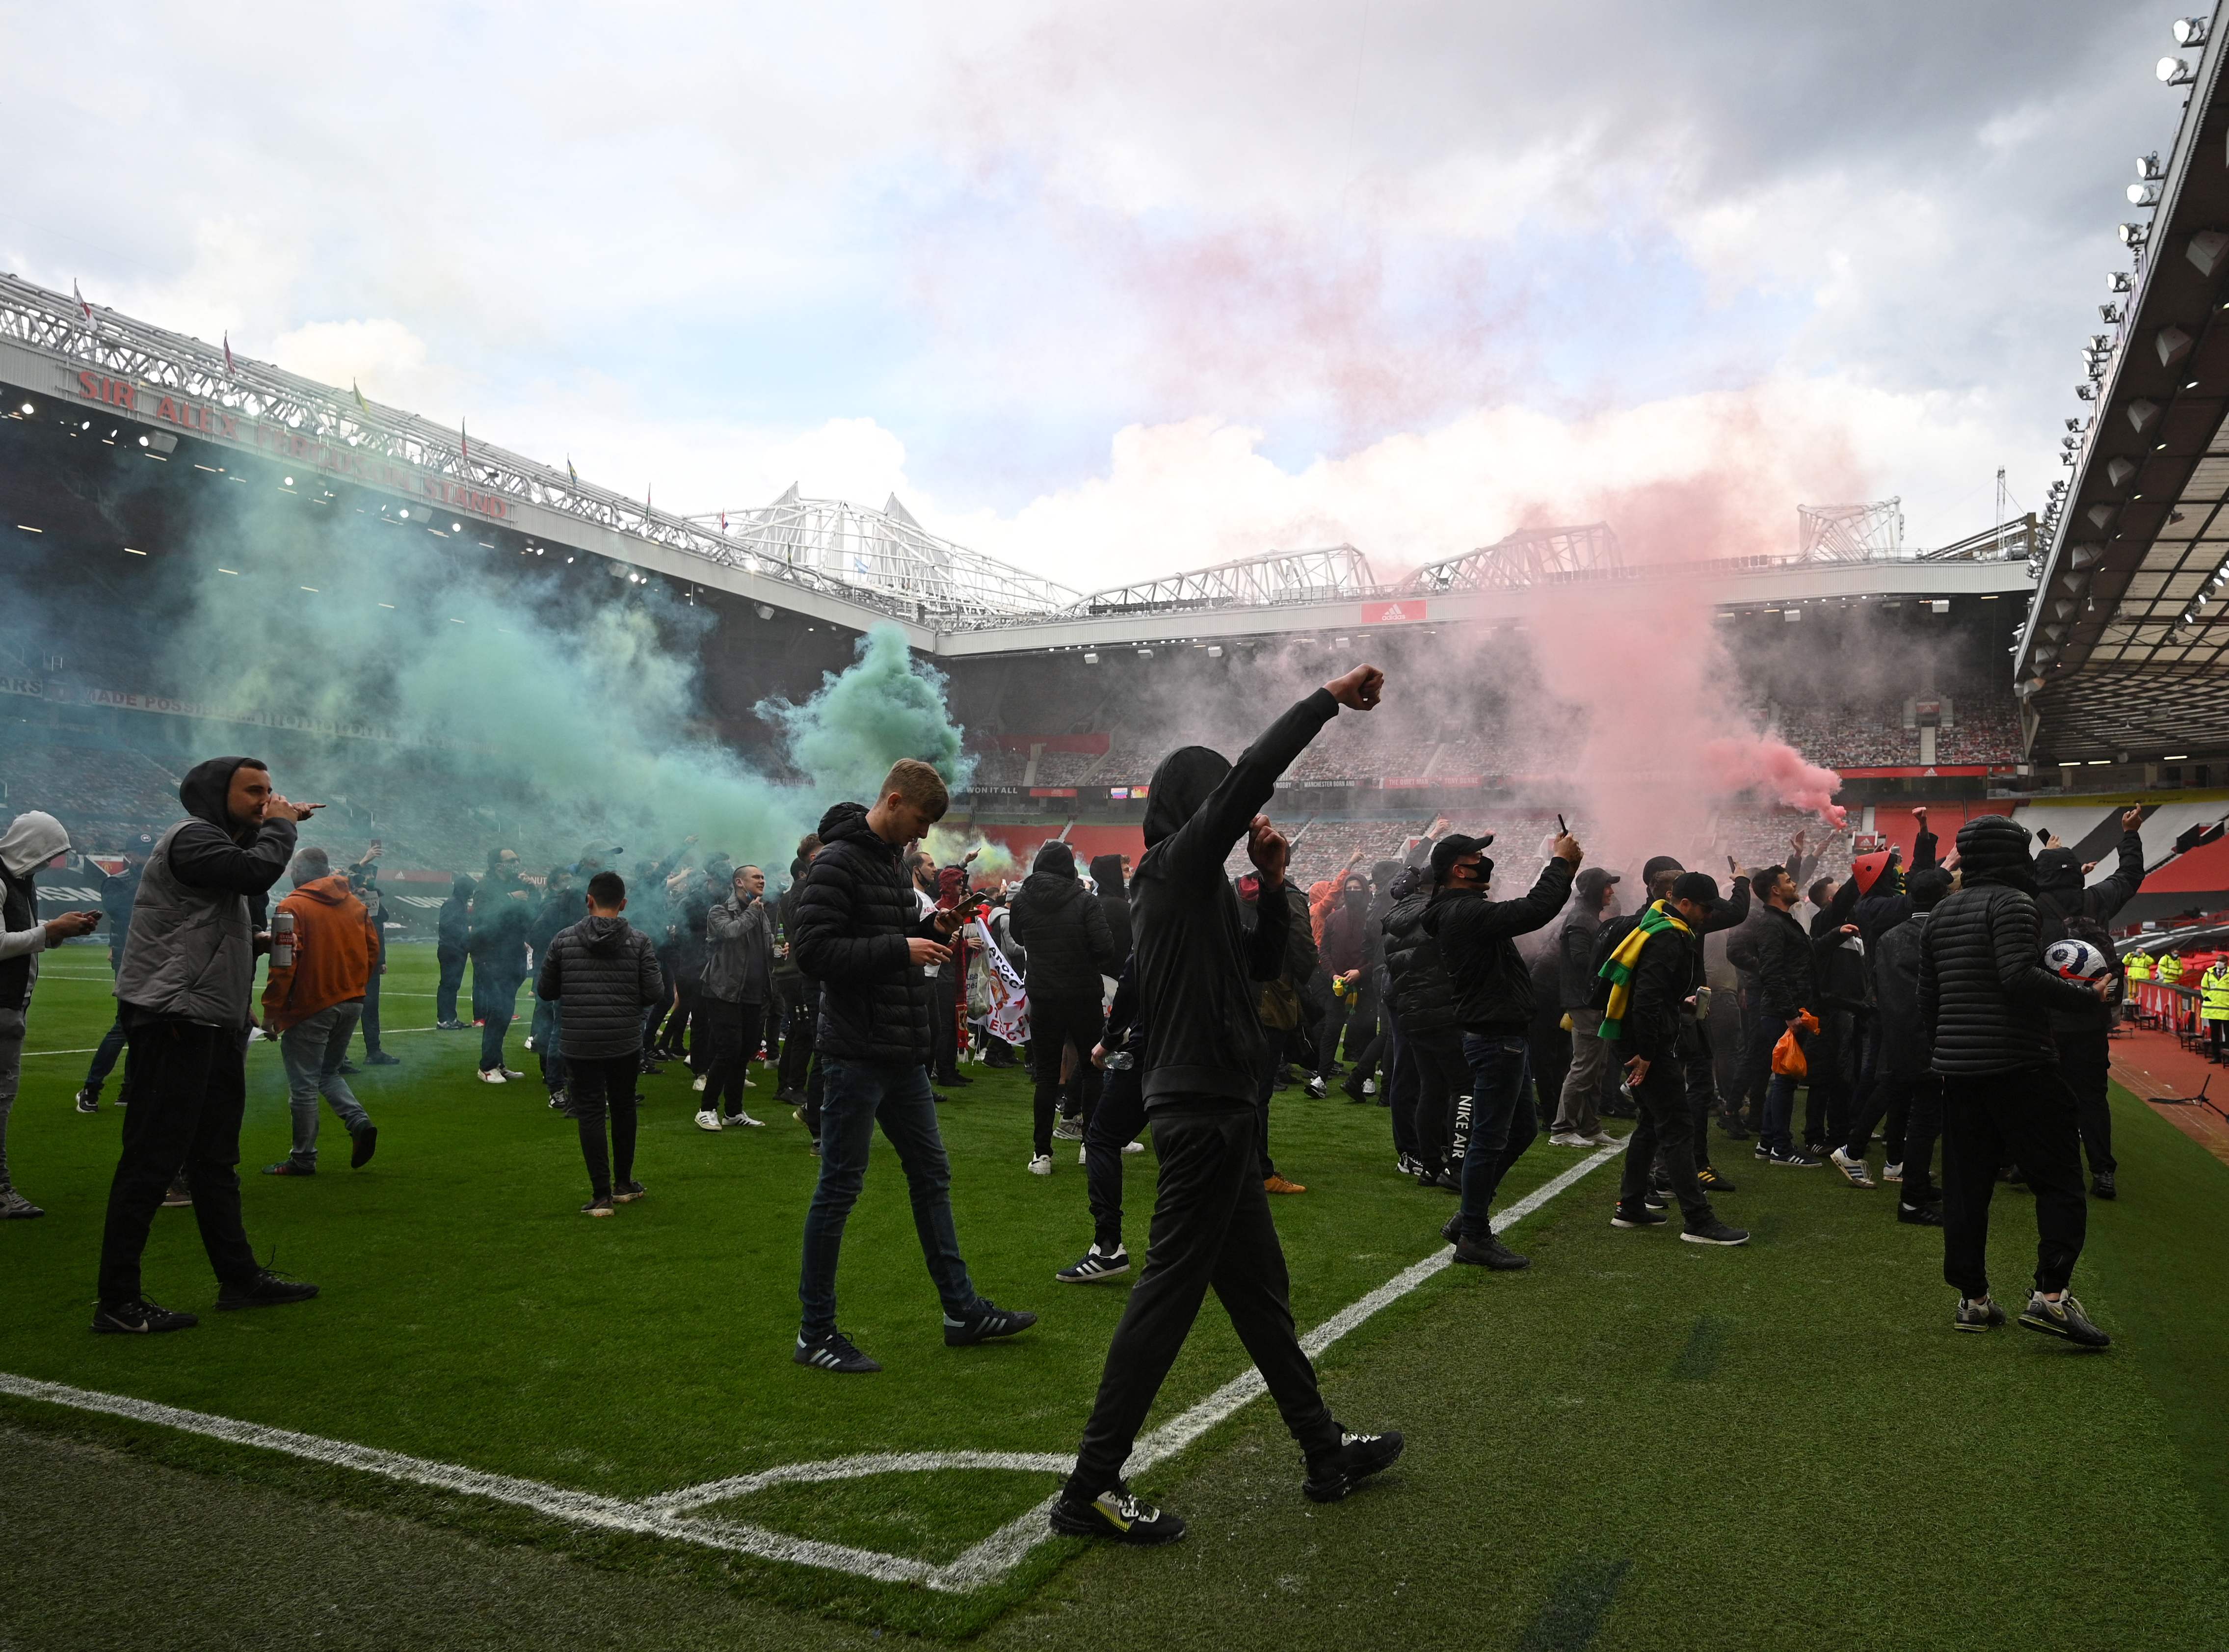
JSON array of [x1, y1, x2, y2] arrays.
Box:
[[699, 864, 775, 1131], [2, 811, 102, 1218], [95, 758, 323, 1334], [538, 871, 667, 1216]]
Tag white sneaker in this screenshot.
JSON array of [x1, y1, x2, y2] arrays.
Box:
[[742, 1076, 755, 1088], [1549, 1131, 1588, 1146], [501, 1067, 525, 1080], [1362, 1077, 1378, 1096], [1305, 1075, 1329, 1099], [246, 1027, 266, 1043], [1122, 1140, 1145, 1155], [1028, 1153, 1053, 1176], [1585, 1131, 1619, 1147], [692, 1075, 708, 1092], [1829, 1147, 1876, 1188], [729, 1110, 766, 1128], [478, 1068, 507, 1085], [1078, 1144, 1089, 1165], [1882, 1161, 1904, 1183], [694, 1110, 722, 1132]]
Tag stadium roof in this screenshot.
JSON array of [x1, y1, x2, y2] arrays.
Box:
[[0, 268, 2033, 660], [2017, 2, 2229, 763]]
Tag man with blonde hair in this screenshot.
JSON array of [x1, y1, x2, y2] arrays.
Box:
[[789, 759, 1035, 1373]]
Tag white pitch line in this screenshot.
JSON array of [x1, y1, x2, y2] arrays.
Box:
[[0, 1142, 1624, 1593]]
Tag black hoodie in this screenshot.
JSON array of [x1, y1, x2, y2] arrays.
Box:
[[1130, 689, 1337, 1107], [1921, 814, 2096, 1074], [1089, 852, 1133, 962], [167, 756, 296, 909], [1011, 840, 1121, 1003], [2033, 829, 2145, 1034], [438, 873, 476, 951]]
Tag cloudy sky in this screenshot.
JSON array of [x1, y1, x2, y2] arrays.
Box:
[[2, 1, 2190, 591]]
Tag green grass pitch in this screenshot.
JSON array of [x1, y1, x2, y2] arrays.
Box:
[[3, 941, 2228, 1649]]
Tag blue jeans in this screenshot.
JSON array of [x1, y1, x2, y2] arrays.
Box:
[[279, 1003, 372, 1169], [531, 998, 567, 1091], [479, 973, 522, 1072], [797, 1057, 981, 1338], [1456, 1033, 1534, 1241], [1762, 1025, 1811, 1152]]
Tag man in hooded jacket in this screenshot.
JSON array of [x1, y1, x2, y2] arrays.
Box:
[[1010, 839, 1121, 1169], [528, 868, 577, 1100], [1920, 814, 2115, 1345], [96, 758, 322, 1333], [2033, 808, 2145, 1198], [435, 872, 474, 1029], [1052, 665, 1403, 1549], [1090, 853, 1133, 965], [469, 852, 533, 1082], [3, 812, 102, 1217]]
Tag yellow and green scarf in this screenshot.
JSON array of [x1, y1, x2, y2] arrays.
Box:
[[1597, 900, 1691, 1041]]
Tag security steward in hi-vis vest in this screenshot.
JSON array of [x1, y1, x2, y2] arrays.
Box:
[[2203, 959, 2229, 1058], [2159, 952, 2185, 985], [2124, 951, 2151, 983]]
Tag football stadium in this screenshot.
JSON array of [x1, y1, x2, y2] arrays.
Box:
[[5, 10, 2229, 1652]]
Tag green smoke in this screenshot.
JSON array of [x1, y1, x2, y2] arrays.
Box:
[[759, 624, 974, 801]]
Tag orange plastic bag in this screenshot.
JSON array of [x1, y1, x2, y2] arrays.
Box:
[[1770, 1010, 1821, 1077]]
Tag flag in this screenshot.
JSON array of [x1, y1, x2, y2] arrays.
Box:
[[566, 455, 578, 487], [72, 280, 91, 321], [972, 916, 1030, 1045], [718, 509, 727, 532], [222, 332, 234, 375], [352, 380, 370, 416], [461, 418, 470, 465]]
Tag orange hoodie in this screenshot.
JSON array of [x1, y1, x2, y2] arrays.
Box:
[[261, 874, 379, 1033]]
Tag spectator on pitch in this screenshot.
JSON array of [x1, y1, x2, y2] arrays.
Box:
[[1806, 872, 1868, 1154], [1422, 830, 1578, 1269], [1381, 863, 1459, 1182], [95, 758, 322, 1333], [1340, 857, 1404, 1103], [1058, 956, 1152, 1284], [528, 866, 577, 1104], [434, 872, 474, 1030], [345, 844, 400, 1069], [1600, 871, 1749, 1247], [699, 863, 774, 1131], [1860, 866, 1951, 1226], [3, 812, 101, 1218], [1311, 872, 1370, 1094], [2033, 808, 2145, 1199], [259, 846, 380, 1176], [789, 761, 1035, 1374], [775, 835, 821, 1107], [932, 860, 975, 1091], [1052, 665, 1402, 1548], [1921, 815, 2113, 1347], [1011, 838, 1122, 1174], [1239, 868, 1318, 1191], [470, 849, 533, 1083], [1732, 862, 1831, 1168], [1090, 853, 1133, 965], [75, 830, 151, 1114], [538, 871, 665, 1217], [1550, 866, 1621, 1146]]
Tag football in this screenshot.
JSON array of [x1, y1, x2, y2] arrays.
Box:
[[2044, 938, 2112, 983]]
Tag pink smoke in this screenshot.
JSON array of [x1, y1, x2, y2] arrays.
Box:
[[1701, 736, 1847, 827]]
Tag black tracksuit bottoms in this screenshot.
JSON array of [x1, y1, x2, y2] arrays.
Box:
[[2057, 1028, 2115, 1177], [1085, 1056, 1148, 1253], [1031, 996, 1104, 1157], [97, 1018, 260, 1307], [1065, 1100, 1342, 1502], [1619, 1058, 1714, 1230], [703, 997, 766, 1119], [1940, 1065, 2086, 1299], [567, 1054, 642, 1202]]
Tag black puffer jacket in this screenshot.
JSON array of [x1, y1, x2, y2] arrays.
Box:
[[1421, 857, 1576, 1035], [1920, 816, 2097, 1075], [1089, 853, 1133, 964], [1010, 841, 1121, 1005], [1727, 905, 1816, 1023], [1620, 913, 1698, 1066], [1383, 888, 1460, 1037], [790, 801, 944, 1064], [1873, 909, 1932, 1080], [537, 913, 666, 1060]]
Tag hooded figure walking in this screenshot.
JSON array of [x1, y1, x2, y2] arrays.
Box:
[[1051, 664, 1405, 1547], [94, 758, 323, 1333], [2, 811, 102, 1217]]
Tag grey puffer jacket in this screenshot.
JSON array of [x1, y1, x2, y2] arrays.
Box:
[[114, 757, 296, 1029], [537, 913, 666, 1060], [702, 892, 774, 1005], [1920, 816, 2096, 1075]]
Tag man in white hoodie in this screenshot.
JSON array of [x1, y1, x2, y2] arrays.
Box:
[[1, 811, 103, 1218]]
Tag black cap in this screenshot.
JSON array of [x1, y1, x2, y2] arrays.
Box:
[[1642, 854, 1685, 883], [1669, 871, 1721, 910], [1430, 834, 1493, 884], [1575, 866, 1621, 902]]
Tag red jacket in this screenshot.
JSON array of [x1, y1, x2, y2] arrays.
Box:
[[261, 874, 379, 1033]]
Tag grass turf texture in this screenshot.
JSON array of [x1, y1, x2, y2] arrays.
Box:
[[0, 942, 2224, 1649]]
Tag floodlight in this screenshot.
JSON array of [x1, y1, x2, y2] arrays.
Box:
[[2174, 16, 2209, 47], [2119, 221, 2149, 246], [398, 508, 410, 519], [2138, 149, 2166, 180], [451, 520, 462, 531], [2109, 270, 2134, 292], [2159, 55, 2197, 84], [1083, 652, 1100, 665], [283, 476, 293, 486], [17, 402, 30, 415], [2130, 182, 2163, 206]]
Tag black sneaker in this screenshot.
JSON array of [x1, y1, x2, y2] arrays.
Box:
[[1430, 1169, 1461, 1193], [91, 1298, 199, 1334], [1056, 1245, 1131, 1283], [1766, 1146, 1823, 1168], [74, 1087, 100, 1115], [1302, 1428, 1405, 1503], [1643, 1186, 1668, 1211], [1439, 1212, 1464, 1245], [2091, 1172, 2117, 1200], [1898, 1201, 1944, 1226], [1680, 1218, 1749, 1246], [794, 1328, 881, 1373], [1695, 1165, 1737, 1194], [1453, 1233, 1529, 1270], [1954, 1295, 2006, 1333], [350, 1124, 378, 1170], [945, 1301, 1038, 1347], [1611, 1204, 1668, 1229], [612, 1180, 647, 1203], [366, 1051, 401, 1066], [1049, 1483, 1186, 1545], [2018, 1291, 2111, 1349], [216, 1268, 320, 1311], [338, 1061, 362, 1076]]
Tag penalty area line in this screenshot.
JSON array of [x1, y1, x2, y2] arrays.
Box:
[[0, 1143, 1623, 1594]]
